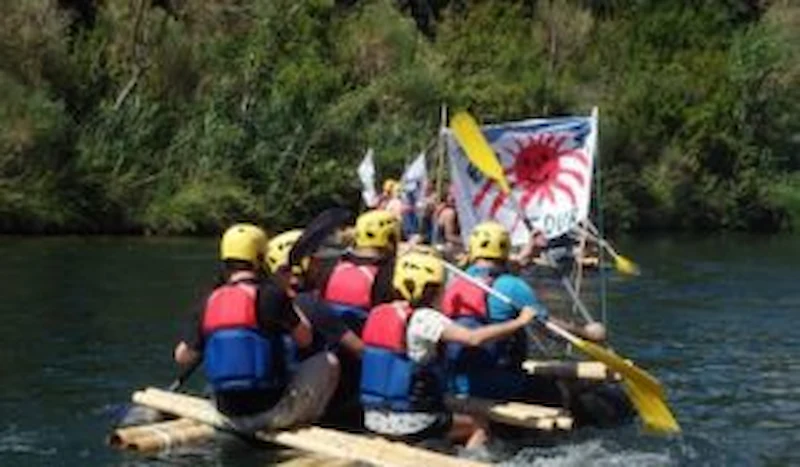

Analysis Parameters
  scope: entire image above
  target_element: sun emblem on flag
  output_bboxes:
[472,132,589,218]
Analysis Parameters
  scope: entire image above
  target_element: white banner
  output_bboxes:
[357,148,377,208]
[448,109,598,246]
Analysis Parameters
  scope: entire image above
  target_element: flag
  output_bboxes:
[448,109,598,246]
[400,152,427,237]
[400,152,427,205]
[358,148,377,207]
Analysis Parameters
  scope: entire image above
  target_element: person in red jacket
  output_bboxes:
[318,209,400,333]
[173,224,336,431]
[360,251,535,448]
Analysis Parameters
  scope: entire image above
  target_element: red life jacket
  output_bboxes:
[440,274,495,320]
[361,301,412,351]
[202,282,259,334]
[199,280,287,393]
[321,260,379,310]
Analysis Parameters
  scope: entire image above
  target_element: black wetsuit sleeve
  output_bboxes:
[312,258,337,295]
[294,292,349,344]
[180,287,211,352]
[257,282,300,333]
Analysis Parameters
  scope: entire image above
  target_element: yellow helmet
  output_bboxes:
[266,229,304,273]
[383,179,399,196]
[468,221,510,261]
[393,251,444,303]
[220,223,267,266]
[354,210,400,249]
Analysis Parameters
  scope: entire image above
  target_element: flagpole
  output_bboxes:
[433,104,448,244]
[592,106,607,327]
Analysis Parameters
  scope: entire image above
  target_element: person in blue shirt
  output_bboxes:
[441,221,605,401]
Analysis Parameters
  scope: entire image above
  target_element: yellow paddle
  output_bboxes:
[448,110,680,434]
[450,112,512,194]
[578,221,640,276]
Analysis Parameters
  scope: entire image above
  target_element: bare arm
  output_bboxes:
[441,307,534,347]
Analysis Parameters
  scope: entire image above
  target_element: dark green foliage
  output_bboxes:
[0,0,798,234]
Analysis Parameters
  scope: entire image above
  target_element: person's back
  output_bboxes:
[319,209,400,333]
[441,222,540,400]
[434,188,462,254]
[361,251,536,448]
[174,224,337,431]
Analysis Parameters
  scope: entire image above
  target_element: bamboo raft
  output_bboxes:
[127,387,488,466]
[108,417,214,451]
[110,387,582,464]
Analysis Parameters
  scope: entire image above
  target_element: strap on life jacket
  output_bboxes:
[360,302,444,412]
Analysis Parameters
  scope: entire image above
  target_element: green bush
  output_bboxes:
[0,0,798,234]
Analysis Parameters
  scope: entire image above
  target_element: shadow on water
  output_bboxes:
[0,234,798,466]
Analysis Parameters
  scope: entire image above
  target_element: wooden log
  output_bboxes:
[276,452,360,467]
[107,418,215,452]
[445,395,573,431]
[133,388,488,467]
[522,360,620,381]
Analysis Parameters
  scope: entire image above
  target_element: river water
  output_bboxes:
[0,235,798,466]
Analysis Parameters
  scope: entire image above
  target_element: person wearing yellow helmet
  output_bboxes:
[266,229,364,360]
[360,251,536,448]
[319,209,400,332]
[376,179,399,209]
[311,210,401,426]
[440,221,605,402]
[266,227,368,429]
[173,223,325,425]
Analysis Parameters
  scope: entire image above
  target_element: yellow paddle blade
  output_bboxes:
[623,379,681,434]
[569,337,665,399]
[613,253,641,276]
[450,111,512,194]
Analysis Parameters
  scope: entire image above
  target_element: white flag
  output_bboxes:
[448,110,598,246]
[358,148,377,207]
[400,152,427,205]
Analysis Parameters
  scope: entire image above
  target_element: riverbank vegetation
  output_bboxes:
[2,0,799,234]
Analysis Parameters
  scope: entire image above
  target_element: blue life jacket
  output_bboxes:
[360,302,444,412]
[201,281,287,393]
[327,303,370,334]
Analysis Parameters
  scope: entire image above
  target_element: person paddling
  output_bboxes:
[440,221,605,401]
[173,224,336,431]
[361,251,535,448]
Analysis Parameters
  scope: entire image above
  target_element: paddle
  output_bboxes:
[575,221,640,276]
[448,110,680,434]
[440,259,680,434]
[288,207,352,269]
[115,360,200,427]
